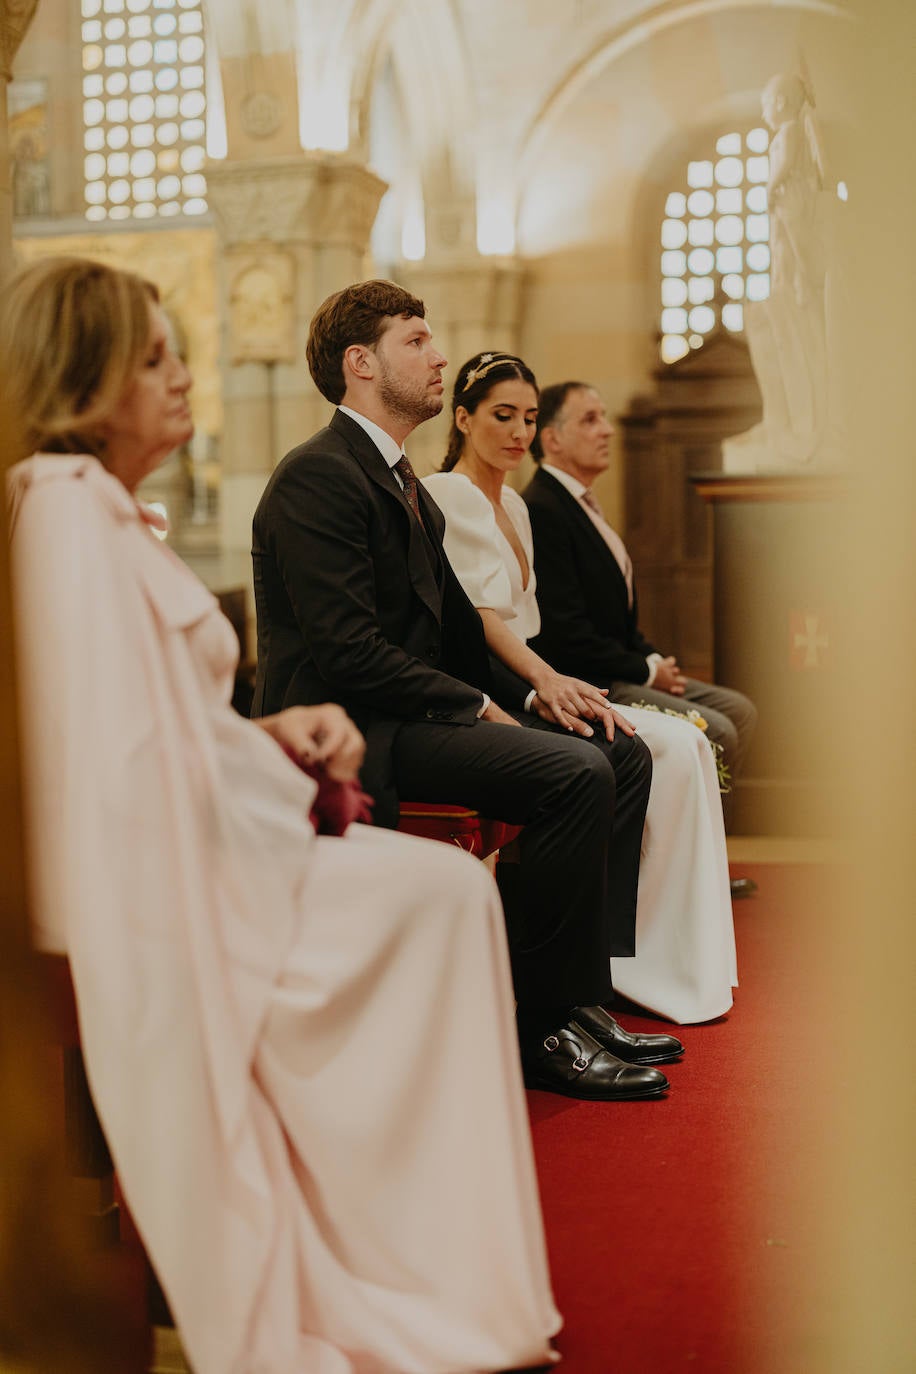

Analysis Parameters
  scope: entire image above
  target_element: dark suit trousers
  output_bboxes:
[391,715,652,1009]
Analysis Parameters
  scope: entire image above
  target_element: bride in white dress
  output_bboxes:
[424,352,737,1025]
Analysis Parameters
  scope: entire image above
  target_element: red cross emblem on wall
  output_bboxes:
[789,610,829,670]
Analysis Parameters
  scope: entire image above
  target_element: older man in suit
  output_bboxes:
[524,382,757,891]
[251,281,684,1100]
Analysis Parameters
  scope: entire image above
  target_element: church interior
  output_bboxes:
[0,1,914,1371]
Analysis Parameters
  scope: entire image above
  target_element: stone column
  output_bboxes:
[398,257,525,475]
[0,0,38,281]
[206,153,386,558]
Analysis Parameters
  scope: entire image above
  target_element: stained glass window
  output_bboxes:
[659,129,771,364]
[82,0,207,221]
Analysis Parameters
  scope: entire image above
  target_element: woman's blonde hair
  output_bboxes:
[0,256,158,462]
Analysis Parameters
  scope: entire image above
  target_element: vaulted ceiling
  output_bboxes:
[202,0,853,260]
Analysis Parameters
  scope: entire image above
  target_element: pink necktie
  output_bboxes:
[580,488,633,606]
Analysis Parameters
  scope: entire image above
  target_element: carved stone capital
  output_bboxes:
[206,153,387,251]
[0,0,38,81]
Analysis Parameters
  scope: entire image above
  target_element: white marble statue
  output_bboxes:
[722,71,840,473]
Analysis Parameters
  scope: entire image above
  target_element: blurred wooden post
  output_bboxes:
[0,0,38,282]
[800,3,916,1370]
[0,0,149,1348]
[0,409,151,1374]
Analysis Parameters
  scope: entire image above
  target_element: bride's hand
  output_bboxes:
[530,671,636,742]
[596,704,637,742]
[529,671,605,736]
[256,704,366,780]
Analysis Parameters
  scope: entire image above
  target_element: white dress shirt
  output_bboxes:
[338,405,405,476]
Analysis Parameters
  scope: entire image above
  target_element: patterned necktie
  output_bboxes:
[580,487,634,606]
[394,453,424,526]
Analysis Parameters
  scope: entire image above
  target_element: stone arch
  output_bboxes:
[349,0,477,256]
[205,0,477,253]
[514,0,853,467]
[517,0,850,232]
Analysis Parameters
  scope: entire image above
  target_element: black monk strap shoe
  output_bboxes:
[730,876,758,899]
[569,1004,684,1065]
[522,1025,669,1101]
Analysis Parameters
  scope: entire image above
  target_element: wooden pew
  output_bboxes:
[41,953,174,1331]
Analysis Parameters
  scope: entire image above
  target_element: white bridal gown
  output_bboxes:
[9,455,560,1374]
[425,470,737,1025]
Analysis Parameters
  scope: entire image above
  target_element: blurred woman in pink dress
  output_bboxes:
[1,259,559,1374]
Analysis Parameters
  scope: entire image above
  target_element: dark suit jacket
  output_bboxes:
[523,466,660,686]
[252,409,528,824]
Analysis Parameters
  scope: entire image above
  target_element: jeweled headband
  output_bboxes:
[460,352,522,392]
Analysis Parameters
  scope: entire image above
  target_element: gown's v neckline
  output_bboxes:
[493,493,530,592]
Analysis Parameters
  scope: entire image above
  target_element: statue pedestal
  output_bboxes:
[692,472,843,836]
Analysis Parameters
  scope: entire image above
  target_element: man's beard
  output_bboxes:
[377,355,443,427]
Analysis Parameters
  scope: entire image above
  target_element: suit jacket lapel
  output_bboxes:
[329,410,443,620]
[416,480,446,546]
[534,469,632,602]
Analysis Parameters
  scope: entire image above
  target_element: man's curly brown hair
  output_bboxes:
[306,280,426,404]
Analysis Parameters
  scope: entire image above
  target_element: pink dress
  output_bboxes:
[9,455,559,1374]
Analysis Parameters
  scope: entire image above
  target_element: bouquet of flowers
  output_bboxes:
[628,702,731,794]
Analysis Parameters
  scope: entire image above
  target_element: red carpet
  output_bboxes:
[527,863,831,1374]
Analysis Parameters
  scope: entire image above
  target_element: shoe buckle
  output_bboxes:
[543,1035,560,1052]
[572,1055,589,1073]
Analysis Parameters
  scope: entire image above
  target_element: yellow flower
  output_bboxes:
[629,699,729,793]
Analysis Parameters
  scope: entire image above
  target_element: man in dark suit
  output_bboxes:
[524,382,757,886]
[252,280,683,1100]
